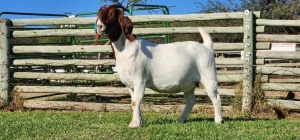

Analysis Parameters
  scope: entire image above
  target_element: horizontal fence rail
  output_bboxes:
[12,26,265,38]
[11,12,261,26]
[12,43,271,53]
[257,34,300,42]
[13,72,268,83]
[256,19,300,26]
[262,83,300,92]
[13,47,298,61]
[11,58,265,66]
[13,59,115,66]
[255,51,300,59]
[13,86,235,96]
[22,100,233,112]
[257,66,300,76]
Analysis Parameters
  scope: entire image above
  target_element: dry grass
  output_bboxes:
[230,72,292,120]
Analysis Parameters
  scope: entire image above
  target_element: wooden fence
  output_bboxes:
[0,10,299,112]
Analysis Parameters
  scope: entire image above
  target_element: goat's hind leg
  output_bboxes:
[178,88,196,123]
[202,79,223,123]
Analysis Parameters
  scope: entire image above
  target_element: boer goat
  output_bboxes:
[95,5,222,128]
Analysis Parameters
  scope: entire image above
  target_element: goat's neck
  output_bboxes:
[111,32,128,55]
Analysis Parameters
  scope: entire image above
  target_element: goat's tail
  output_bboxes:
[198,28,213,50]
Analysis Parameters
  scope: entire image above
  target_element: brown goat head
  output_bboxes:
[96,5,135,42]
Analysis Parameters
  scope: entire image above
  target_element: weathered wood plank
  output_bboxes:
[267,99,300,110]
[134,26,264,35]
[218,74,268,82]
[256,19,300,27]
[269,79,300,83]
[256,66,300,76]
[129,12,261,22]
[13,45,112,53]
[13,72,249,82]
[13,72,120,81]
[262,83,300,91]
[213,43,242,51]
[18,92,67,101]
[13,27,233,38]
[12,17,96,26]
[0,18,10,104]
[213,42,269,51]
[15,44,234,53]
[13,59,115,66]
[257,34,300,42]
[12,26,265,38]
[13,86,236,96]
[242,11,255,112]
[12,58,264,66]
[135,27,245,35]
[12,42,270,54]
[217,70,242,74]
[23,100,233,112]
[256,42,271,50]
[256,51,300,60]
[216,58,264,65]
[265,63,300,67]
[12,29,95,38]
[11,12,261,26]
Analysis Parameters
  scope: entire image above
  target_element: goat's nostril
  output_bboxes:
[97,24,106,31]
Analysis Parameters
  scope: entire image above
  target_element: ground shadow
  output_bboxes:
[187,116,272,123]
[144,116,273,126]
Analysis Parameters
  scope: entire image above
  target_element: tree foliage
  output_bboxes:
[197,0,300,34]
[195,0,242,13]
[99,0,147,7]
[243,0,300,19]
[197,0,300,19]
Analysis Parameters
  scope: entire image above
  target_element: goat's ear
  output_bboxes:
[118,11,135,42]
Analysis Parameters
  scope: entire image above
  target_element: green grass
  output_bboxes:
[0,111,299,140]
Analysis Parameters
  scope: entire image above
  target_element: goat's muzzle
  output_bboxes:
[96,18,106,35]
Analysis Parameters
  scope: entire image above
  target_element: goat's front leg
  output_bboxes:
[128,83,145,128]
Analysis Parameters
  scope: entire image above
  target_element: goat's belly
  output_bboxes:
[147,65,199,93]
[147,80,196,93]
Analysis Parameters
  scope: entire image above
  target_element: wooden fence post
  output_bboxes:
[242,10,254,112]
[0,18,10,106]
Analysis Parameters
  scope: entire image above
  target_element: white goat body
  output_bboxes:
[116,38,216,94]
[96,5,222,128]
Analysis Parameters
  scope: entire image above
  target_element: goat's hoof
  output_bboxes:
[215,119,223,124]
[177,118,186,123]
[129,121,142,128]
